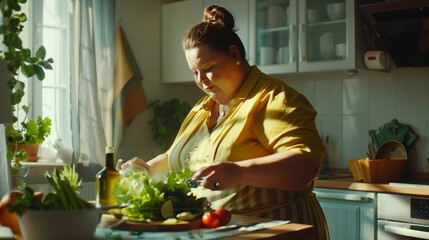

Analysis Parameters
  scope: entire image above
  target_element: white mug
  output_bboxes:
[260,46,275,65]
[335,43,347,59]
[267,5,285,28]
[276,46,290,64]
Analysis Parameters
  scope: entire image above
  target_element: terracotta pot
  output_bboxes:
[16,144,39,162]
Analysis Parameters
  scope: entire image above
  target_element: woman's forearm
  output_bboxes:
[237,151,318,191]
[147,153,170,176]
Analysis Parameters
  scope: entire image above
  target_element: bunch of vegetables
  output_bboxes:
[7,165,94,216]
[112,168,207,222]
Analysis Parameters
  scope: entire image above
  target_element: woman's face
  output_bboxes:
[185,45,243,105]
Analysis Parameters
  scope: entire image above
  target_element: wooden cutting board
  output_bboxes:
[101,214,264,232]
[111,218,203,231]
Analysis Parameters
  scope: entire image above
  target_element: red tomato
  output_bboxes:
[215,208,232,225]
[202,212,221,228]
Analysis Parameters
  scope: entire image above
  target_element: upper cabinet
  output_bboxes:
[161,1,203,83]
[249,0,367,74]
[162,0,366,82]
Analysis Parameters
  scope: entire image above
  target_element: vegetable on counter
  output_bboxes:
[6,165,94,216]
[201,209,232,228]
[112,168,208,222]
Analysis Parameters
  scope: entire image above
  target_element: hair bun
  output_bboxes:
[203,5,235,31]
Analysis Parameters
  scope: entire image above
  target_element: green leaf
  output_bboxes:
[39,60,53,70]
[35,64,45,80]
[35,46,46,59]
[20,63,36,77]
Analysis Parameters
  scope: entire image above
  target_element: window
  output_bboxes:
[30,0,72,148]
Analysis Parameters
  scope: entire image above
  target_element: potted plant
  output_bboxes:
[0,0,53,167]
[5,104,51,163]
[149,98,191,150]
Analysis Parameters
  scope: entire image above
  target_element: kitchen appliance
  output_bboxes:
[378,189,429,239]
[358,0,429,67]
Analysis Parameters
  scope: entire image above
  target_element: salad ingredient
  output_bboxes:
[176,211,196,221]
[0,190,25,234]
[7,165,94,216]
[112,168,207,222]
[202,212,221,228]
[215,208,232,225]
[160,200,174,219]
[109,208,123,219]
[163,218,182,224]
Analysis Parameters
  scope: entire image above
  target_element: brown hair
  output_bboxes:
[182,5,246,58]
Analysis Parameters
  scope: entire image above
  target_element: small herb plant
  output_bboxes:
[5,104,52,162]
[149,98,191,150]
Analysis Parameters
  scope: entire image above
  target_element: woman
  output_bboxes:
[123,5,329,239]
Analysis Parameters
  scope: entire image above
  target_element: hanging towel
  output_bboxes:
[113,26,148,147]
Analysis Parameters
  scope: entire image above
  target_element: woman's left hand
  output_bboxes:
[193,162,242,190]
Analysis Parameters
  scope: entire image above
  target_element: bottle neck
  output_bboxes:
[105,152,115,170]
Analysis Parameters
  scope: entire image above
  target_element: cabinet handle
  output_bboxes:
[291,24,296,63]
[314,191,369,202]
[298,24,306,62]
[385,225,429,239]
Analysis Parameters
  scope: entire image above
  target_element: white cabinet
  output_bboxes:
[161,1,204,83]
[249,0,366,74]
[314,188,376,240]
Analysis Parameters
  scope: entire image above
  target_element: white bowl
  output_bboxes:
[18,209,101,240]
[307,9,322,23]
[327,3,345,20]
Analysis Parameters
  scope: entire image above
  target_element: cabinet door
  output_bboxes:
[298,0,356,72]
[315,188,376,240]
[161,1,203,83]
[250,0,297,74]
[203,0,250,63]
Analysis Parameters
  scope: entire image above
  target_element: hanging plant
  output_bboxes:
[0,0,54,166]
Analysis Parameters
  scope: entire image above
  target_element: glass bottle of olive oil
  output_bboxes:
[95,146,120,207]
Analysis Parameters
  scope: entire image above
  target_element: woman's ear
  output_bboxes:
[229,45,241,65]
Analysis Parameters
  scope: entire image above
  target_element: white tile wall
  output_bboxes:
[285,67,429,172]
[116,0,429,174]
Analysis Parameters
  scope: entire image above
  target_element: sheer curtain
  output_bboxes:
[69,0,115,167]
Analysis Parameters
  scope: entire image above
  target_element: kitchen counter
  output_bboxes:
[97,214,315,240]
[315,177,429,196]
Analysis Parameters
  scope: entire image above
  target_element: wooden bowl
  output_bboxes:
[375,140,407,160]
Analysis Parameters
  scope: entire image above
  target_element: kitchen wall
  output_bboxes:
[116,0,429,175]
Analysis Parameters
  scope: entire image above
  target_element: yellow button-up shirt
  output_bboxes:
[167,66,327,239]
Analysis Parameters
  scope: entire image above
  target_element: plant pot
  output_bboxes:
[18,209,101,240]
[16,143,39,162]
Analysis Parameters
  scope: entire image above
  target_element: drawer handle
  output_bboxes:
[385,225,429,239]
[314,191,369,202]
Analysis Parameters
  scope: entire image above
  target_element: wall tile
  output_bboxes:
[343,75,369,115]
[368,70,397,115]
[342,115,369,165]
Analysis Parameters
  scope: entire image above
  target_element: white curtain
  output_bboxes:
[69,0,115,167]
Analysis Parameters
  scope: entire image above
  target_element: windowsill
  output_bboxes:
[21,160,67,184]
[22,161,67,167]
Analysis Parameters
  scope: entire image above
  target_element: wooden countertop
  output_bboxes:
[99,214,315,240]
[315,177,429,196]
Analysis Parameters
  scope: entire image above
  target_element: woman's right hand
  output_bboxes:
[121,157,150,171]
